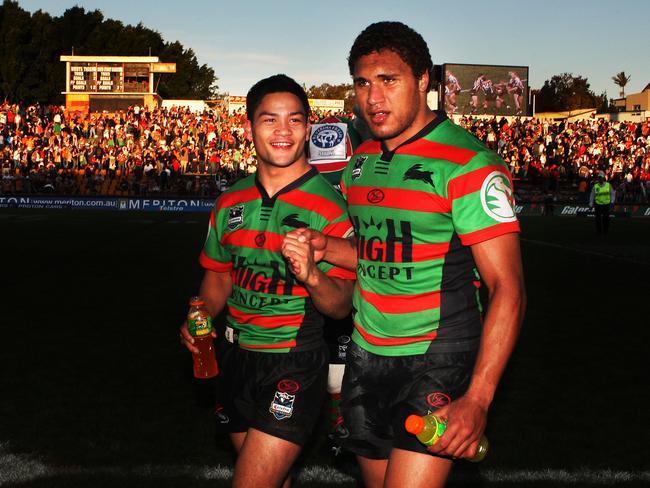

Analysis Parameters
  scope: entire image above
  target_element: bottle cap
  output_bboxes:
[404,414,425,434]
[189,296,205,306]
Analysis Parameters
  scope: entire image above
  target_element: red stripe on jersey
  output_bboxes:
[222,229,283,252]
[210,207,217,228]
[412,242,450,261]
[347,186,451,213]
[355,140,382,155]
[459,221,521,246]
[230,306,303,328]
[199,250,232,272]
[340,180,348,196]
[322,221,353,238]
[398,138,477,165]
[357,283,440,314]
[278,189,345,221]
[325,267,356,280]
[354,321,438,346]
[217,185,259,208]
[240,339,297,350]
[310,160,348,173]
[402,242,451,262]
[448,165,511,200]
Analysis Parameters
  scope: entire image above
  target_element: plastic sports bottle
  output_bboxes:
[404,414,489,462]
[187,296,218,379]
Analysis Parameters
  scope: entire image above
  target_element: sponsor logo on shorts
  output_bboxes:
[213,403,230,424]
[367,189,385,204]
[277,379,300,394]
[269,391,295,420]
[227,205,245,230]
[426,392,451,408]
[480,171,517,222]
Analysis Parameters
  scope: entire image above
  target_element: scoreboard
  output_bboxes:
[61,56,176,112]
[69,63,124,92]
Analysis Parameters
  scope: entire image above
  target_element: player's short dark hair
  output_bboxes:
[348,21,433,90]
[246,74,310,123]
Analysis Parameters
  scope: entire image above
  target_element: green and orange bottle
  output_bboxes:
[404,414,489,462]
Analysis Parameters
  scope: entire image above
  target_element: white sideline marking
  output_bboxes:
[521,238,649,266]
[1,446,649,486]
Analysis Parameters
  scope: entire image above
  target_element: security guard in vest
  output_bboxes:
[589,171,616,234]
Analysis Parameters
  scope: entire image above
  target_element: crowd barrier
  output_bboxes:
[1,196,649,217]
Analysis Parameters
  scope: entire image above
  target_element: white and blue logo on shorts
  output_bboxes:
[269,391,295,420]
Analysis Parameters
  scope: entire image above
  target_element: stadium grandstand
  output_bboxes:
[0,101,648,205]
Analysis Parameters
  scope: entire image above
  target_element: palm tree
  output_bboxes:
[612,71,631,98]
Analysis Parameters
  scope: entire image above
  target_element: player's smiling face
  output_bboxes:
[352,49,430,151]
[248,92,309,170]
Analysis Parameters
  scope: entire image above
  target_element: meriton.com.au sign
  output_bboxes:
[0,197,214,212]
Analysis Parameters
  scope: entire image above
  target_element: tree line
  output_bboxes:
[0,1,629,115]
[0,1,219,104]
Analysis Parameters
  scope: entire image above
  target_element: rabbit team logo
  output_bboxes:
[480,171,517,222]
[312,124,344,149]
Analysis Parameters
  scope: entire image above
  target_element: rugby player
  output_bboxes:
[469,73,485,113]
[507,71,525,115]
[285,22,526,488]
[444,71,461,114]
[181,74,355,488]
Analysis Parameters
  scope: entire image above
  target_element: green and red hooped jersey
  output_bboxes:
[340,112,520,356]
[200,167,356,353]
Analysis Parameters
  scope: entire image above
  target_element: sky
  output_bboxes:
[18,0,650,98]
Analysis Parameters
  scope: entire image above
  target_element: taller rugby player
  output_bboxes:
[284,22,526,488]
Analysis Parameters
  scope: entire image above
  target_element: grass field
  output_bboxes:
[0,210,649,487]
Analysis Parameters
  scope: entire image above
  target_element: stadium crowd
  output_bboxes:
[458,116,650,203]
[1,101,649,203]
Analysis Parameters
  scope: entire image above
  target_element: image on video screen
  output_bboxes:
[442,64,529,116]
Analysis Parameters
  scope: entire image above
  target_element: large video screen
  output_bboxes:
[442,64,529,116]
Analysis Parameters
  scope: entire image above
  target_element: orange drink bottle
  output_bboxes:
[187,296,218,379]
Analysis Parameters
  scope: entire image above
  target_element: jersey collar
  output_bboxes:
[255,166,319,205]
[379,110,448,162]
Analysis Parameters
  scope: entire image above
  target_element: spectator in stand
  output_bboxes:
[1,100,648,203]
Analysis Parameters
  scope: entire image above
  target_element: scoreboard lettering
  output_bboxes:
[69,63,125,93]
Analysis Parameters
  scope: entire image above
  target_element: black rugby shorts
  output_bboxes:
[220,343,328,446]
[340,342,477,459]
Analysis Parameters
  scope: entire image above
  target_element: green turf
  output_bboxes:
[0,211,648,487]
